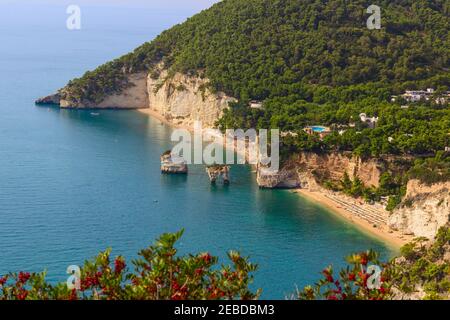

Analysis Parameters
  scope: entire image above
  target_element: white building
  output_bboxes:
[403,91,426,102]
[249,100,263,109]
[359,113,379,128]
[394,88,449,104]
[401,88,435,102]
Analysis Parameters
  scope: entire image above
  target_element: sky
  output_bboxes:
[0,0,220,24]
[0,0,220,33]
[0,0,219,9]
[0,0,221,82]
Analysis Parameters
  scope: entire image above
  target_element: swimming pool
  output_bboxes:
[310,126,328,133]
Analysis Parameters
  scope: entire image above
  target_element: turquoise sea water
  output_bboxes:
[0,2,395,299]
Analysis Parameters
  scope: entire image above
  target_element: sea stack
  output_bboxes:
[161,151,188,174]
[206,165,230,185]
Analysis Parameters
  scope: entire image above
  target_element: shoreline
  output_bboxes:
[137,108,253,157]
[136,107,411,249]
[137,108,187,130]
[295,189,412,248]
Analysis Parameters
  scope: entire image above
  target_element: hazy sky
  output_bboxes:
[0,0,220,31]
[0,0,219,9]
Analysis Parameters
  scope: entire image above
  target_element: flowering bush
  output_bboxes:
[2,227,449,300]
[0,230,260,300]
[297,250,393,300]
[297,225,450,300]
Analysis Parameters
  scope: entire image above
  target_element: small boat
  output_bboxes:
[90,112,100,116]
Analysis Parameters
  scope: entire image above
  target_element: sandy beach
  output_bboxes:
[137,108,187,129]
[295,189,412,248]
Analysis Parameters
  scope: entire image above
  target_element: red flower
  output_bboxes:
[327,295,338,300]
[16,289,28,300]
[195,268,204,276]
[202,253,212,264]
[359,272,369,287]
[18,272,31,284]
[81,272,101,290]
[0,276,7,286]
[172,281,181,291]
[69,288,78,301]
[348,273,356,281]
[322,270,334,283]
[114,258,126,274]
[360,254,368,266]
[379,286,389,294]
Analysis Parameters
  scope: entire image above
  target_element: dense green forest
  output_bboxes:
[63,0,449,103]
[63,0,449,149]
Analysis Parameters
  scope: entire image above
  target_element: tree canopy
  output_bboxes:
[63,0,450,104]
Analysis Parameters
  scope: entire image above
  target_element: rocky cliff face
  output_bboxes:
[146,71,236,128]
[37,70,235,128]
[389,180,450,240]
[257,152,383,189]
[258,153,450,240]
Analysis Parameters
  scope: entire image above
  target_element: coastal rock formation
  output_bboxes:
[160,151,188,174]
[206,165,230,184]
[36,73,149,109]
[256,166,303,189]
[147,71,236,128]
[37,70,235,128]
[94,72,149,109]
[257,152,383,189]
[35,93,61,105]
[389,180,450,239]
[258,153,450,241]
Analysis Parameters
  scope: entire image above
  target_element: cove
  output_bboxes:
[0,106,396,299]
[0,3,395,299]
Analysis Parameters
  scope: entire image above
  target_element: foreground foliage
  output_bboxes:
[0,230,260,300]
[1,227,450,300]
[297,225,450,300]
[298,250,392,300]
[390,227,450,299]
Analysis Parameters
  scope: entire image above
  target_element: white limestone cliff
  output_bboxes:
[388,180,450,240]
[40,70,235,129]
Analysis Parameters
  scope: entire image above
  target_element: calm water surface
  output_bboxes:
[0,2,395,298]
